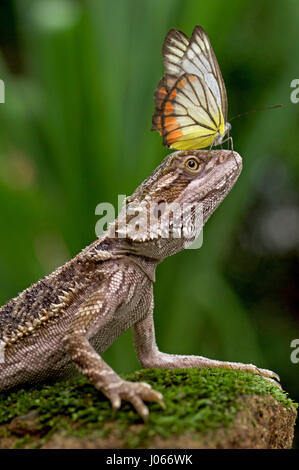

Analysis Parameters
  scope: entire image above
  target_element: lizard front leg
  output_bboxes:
[132,312,280,385]
[63,283,163,421]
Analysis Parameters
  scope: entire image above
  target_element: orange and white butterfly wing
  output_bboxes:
[179,26,227,122]
[152,77,168,134]
[152,29,190,134]
[160,74,225,150]
[159,26,227,116]
[152,25,228,149]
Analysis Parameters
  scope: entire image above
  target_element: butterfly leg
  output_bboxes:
[206,141,215,159]
[219,134,234,152]
[224,136,241,172]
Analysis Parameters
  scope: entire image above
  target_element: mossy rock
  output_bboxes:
[0,368,297,449]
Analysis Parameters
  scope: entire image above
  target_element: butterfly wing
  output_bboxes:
[180,26,227,122]
[152,25,228,148]
[162,28,189,78]
[158,25,227,118]
[152,76,170,134]
[152,29,190,134]
[159,73,225,150]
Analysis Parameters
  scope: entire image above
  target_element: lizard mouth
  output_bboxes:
[202,150,242,188]
[201,151,242,199]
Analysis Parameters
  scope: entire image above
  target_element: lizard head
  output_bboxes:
[113,150,242,259]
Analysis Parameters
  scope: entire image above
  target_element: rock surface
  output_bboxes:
[0,368,297,449]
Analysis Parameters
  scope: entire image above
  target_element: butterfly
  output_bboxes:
[151,25,231,151]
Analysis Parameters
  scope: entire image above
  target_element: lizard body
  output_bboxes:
[0,150,279,419]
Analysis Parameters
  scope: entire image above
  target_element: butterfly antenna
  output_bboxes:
[229,104,283,122]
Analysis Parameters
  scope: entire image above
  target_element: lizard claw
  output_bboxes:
[103,380,165,421]
[253,366,280,382]
[261,376,282,389]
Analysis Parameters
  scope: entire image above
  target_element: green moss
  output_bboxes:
[0,368,297,448]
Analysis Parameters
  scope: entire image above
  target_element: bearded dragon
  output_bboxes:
[0,150,279,420]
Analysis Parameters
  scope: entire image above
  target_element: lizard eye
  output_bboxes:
[185,158,199,171]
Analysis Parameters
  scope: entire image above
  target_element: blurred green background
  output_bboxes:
[0,0,298,446]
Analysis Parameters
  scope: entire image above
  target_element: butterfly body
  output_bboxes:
[152,26,231,150]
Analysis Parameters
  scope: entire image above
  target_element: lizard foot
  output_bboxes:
[103,380,165,421]
[219,361,280,383]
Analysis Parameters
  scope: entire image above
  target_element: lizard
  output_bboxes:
[0,149,280,421]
